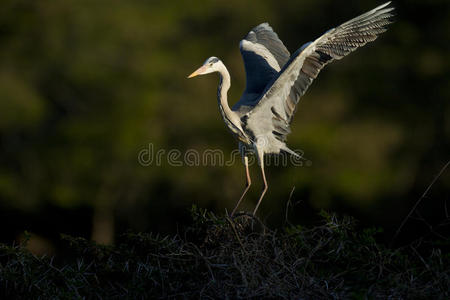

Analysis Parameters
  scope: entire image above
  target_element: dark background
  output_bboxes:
[0,0,449,254]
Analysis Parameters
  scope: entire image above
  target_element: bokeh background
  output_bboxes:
[1,0,449,253]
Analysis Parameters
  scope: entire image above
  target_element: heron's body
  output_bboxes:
[188,2,395,215]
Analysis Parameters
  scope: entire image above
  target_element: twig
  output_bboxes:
[190,243,215,282]
[392,160,450,244]
[225,216,247,255]
[232,253,248,288]
[285,186,296,226]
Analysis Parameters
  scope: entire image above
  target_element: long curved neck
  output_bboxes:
[216,62,242,135]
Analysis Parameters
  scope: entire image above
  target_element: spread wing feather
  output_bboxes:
[247,2,394,142]
[233,23,290,111]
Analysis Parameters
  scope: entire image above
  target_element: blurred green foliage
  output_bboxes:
[0,0,449,244]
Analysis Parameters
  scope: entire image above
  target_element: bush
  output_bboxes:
[0,207,448,298]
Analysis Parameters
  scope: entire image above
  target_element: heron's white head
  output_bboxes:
[188,57,222,78]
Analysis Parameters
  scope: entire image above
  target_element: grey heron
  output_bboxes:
[188,2,394,216]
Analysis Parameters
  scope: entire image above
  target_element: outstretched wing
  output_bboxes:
[247,1,394,142]
[233,23,290,111]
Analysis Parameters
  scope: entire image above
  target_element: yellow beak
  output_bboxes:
[187,65,207,78]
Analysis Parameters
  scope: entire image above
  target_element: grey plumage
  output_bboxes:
[188,2,395,215]
[238,23,290,98]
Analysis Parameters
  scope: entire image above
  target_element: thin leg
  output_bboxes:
[253,151,268,216]
[231,156,251,216]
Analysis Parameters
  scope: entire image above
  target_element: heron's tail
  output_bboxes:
[281,146,302,159]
